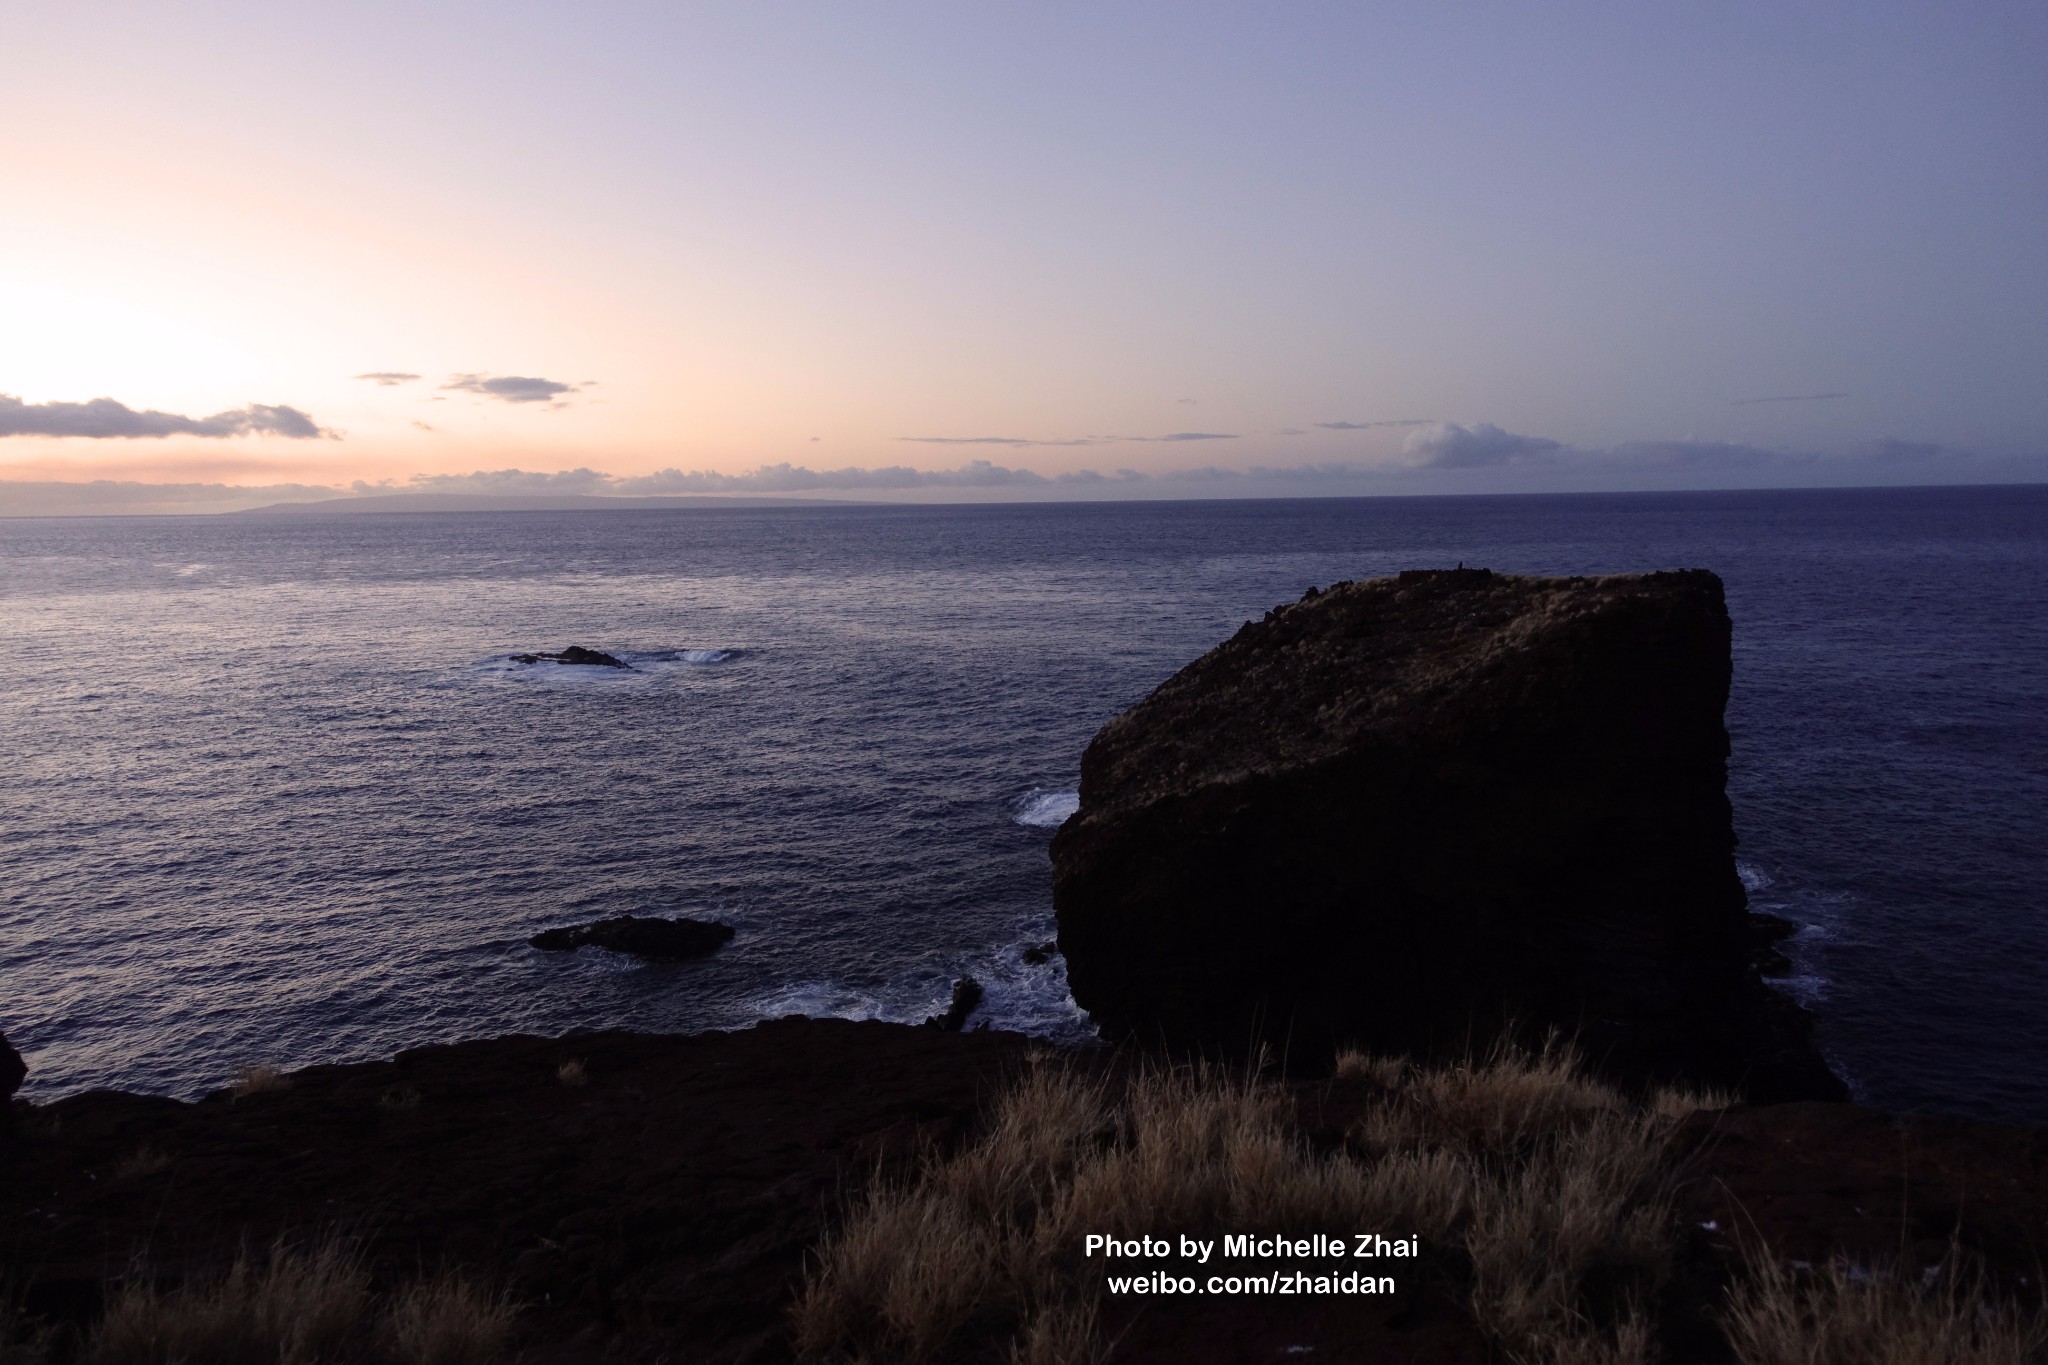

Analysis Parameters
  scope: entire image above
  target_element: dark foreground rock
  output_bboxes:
[1052,567,1843,1101]
[530,915,735,960]
[512,646,630,668]
[4,1025,2041,1365]
[0,1031,22,1102]
[1,1021,1032,1364]
[0,1031,23,1140]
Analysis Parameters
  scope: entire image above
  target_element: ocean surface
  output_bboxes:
[2,487,2044,1122]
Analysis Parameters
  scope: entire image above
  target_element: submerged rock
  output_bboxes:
[529,915,734,960]
[1051,567,1844,1102]
[923,977,984,1032]
[511,646,630,668]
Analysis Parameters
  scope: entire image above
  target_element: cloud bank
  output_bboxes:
[899,431,1237,448]
[395,460,1072,495]
[5,422,2024,517]
[1402,421,1562,468]
[897,436,1097,448]
[251,433,1998,504]
[375,458,1421,497]
[355,372,421,387]
[0,394,333,440]
[441,374,582,404]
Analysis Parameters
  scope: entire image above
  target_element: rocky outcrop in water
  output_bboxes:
[923,977,984,1031]
[1050,568,1844,1102]
[512,646,630,668]
[529,915,735,960]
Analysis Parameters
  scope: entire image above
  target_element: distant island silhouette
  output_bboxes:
[233,492,861,515]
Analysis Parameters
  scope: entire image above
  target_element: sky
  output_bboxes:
[4,1,2046,513]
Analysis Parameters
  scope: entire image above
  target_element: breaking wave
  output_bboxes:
[1013,789,1080,828]
[745,924,1096,1047]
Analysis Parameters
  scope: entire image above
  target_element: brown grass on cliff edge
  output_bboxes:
[792,1036,1711,1365]
[74,1235,515,1365]
[798,1035,2048,1364]
[1722,1241,2048,1365]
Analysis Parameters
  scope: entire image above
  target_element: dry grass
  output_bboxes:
[1007,1302,1111,1365]
[1333,1050,1409,1088]
[386,1276,519,1365]
[84,1238,368,1365]
[73,1236,516,1365]
[555,1059,588,1088]
[792,1063,1110,1359]
[0,1288,59,1365]
[0,1325,56,1365]
[228,1064,291,1099]
[1344,1036,1710,1365]
[1723,1244,2048,1365]
[794,1038,1688,1364]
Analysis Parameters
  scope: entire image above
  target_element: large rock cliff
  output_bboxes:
[1050,568,1843,1101]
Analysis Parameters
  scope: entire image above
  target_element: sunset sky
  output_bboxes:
[5,2,2045,512]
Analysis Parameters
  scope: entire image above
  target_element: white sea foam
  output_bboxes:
[750,980,906,1024]
[462,657,636,686]
[744,923,1097,1048]
[547,944,651,974]
[1749,881,1854,1015]
[1736,861,1774,894]
[637,648,735,665]
[1013,788,1080,828]
[1775,972,1829,1007]
[975,950,1095,1044]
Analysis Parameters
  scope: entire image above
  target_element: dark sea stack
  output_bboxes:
[529,914,735,960]
[511,646,630,667]
[923,977,985,1031]
[1051,568,1845,1102]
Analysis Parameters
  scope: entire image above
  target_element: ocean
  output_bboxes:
[3,486,2043,1121]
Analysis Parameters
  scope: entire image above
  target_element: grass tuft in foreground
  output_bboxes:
[793,1035,2044,1365]
[1722,1242,2047,1365]
[73,1236,514,1365]
[794,1036,1690,1363]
